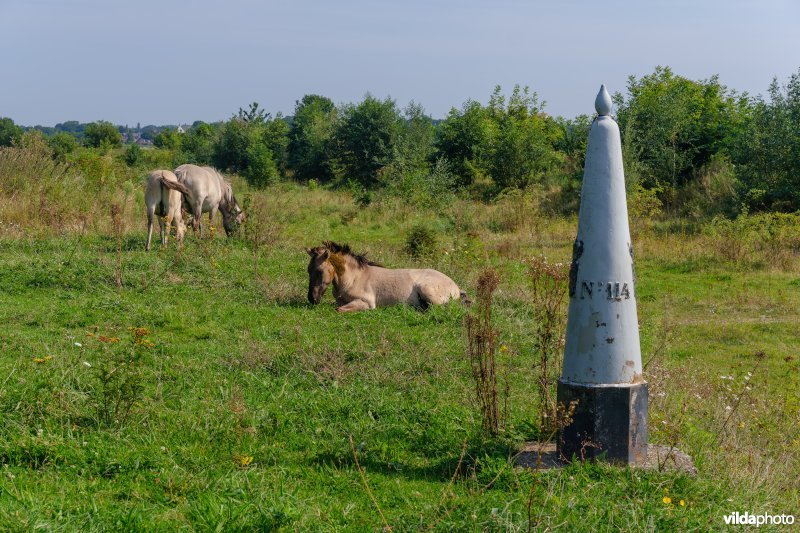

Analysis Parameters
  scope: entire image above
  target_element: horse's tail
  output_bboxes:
[159,176,191,196]
[460,290,472,306]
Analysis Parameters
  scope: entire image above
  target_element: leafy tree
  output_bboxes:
[487,85,563,190]
[614,66,749,198]
[213,118,250,172]
[179,122,216,165]
[434,85,562,194]
[47,132,79,161]
[84,121,122,148]
[261,114,290,175]
[733,69,800,211]
[153,128,182,150]
[434,100,496,187]
[238,102,269,124]
[333,94,404,187]
[244,138,279,186]
[396,101,436,171]
[288,94,338,182]
[0,117,23,147]
[212,104,289,187]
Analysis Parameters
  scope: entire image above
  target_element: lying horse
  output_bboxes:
[306,241,466,312]
[144,169,190,251]
[174,164,245,236]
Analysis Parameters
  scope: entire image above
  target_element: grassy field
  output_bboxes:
[0,181,798,530]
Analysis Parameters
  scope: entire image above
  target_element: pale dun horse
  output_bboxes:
[306,241,467,312]
[144,170,190,251]
[174,164,245,237]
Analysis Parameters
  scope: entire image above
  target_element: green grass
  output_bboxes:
[0,184,798,530]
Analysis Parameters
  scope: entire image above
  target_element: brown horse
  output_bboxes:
[306,241,466,312]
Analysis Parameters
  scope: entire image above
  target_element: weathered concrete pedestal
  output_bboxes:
[557,381,648,463]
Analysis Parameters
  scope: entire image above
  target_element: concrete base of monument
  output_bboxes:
[513,442,696,474]
[557,380,649,464]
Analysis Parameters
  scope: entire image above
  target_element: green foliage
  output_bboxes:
[614,66,750,203]
[261,114,290,175]
[47,132,79,162]
[84,121,122,149]
[243,139,279,187]
[288,94,338,182]
[123,143,143,167]
[213,107,288,187]
[213,118,250,171]
[380,158,457,208]
[733,69,800,211]
[179,122,216,165]
[152,128,182,150]
[404,223,438,257]
[0,117,23,147]
[434,86,562,196]
[83,329,151,427]
[333,94,404,187]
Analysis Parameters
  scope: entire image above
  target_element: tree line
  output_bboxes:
[2,66,799,215]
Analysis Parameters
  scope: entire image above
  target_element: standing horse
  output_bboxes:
[306,241,467,312]
[144,170,190,251]
[174,164,245,236]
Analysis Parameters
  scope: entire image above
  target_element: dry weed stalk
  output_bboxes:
[465,269,508,436]
[349,435,391,531]
[110,203,124,288]
[528,256,569,433]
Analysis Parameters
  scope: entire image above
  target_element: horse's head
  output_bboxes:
[306,246,335,304]
[221,188,246,235]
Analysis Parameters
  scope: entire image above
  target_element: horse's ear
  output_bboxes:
[305,248,314,256]
[320,249,329,260]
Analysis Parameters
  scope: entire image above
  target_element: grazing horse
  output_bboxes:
[144,170,190,251]
[306,241,467,312]
[174,164,245,236]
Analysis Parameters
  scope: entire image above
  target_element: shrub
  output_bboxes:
[123,143,143,167]
[405,224,438,258]
[84,121,122,149]
[47,132,79,162]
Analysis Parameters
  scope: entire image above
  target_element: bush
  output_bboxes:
[123,143,143,167]
[47,132,79,162]
[288,95,338,182]
[405,224,438,258]
[380,158,457,209]
[0,117,23,147]
[84,121,122,149]
[333,94,403,188]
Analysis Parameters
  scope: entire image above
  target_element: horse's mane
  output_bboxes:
[323,241,382,268]
[203,166,235,205]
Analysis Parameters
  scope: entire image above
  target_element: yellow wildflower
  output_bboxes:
[663,496,672,505]
[679,500,685,507]
[32,356,53,364]
[234,454,254,467]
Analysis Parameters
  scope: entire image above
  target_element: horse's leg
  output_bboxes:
[335,300,372,313]
[192,202,202,238]
[209,206,218,236]
[146,206,155,251]
[163,213,173,246]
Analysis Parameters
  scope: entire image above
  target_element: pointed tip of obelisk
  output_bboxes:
[595,85,612,116]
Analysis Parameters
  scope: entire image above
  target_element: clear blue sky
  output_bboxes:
[1,0,798,126]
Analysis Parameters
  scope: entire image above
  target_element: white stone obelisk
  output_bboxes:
[557,85,648,464]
